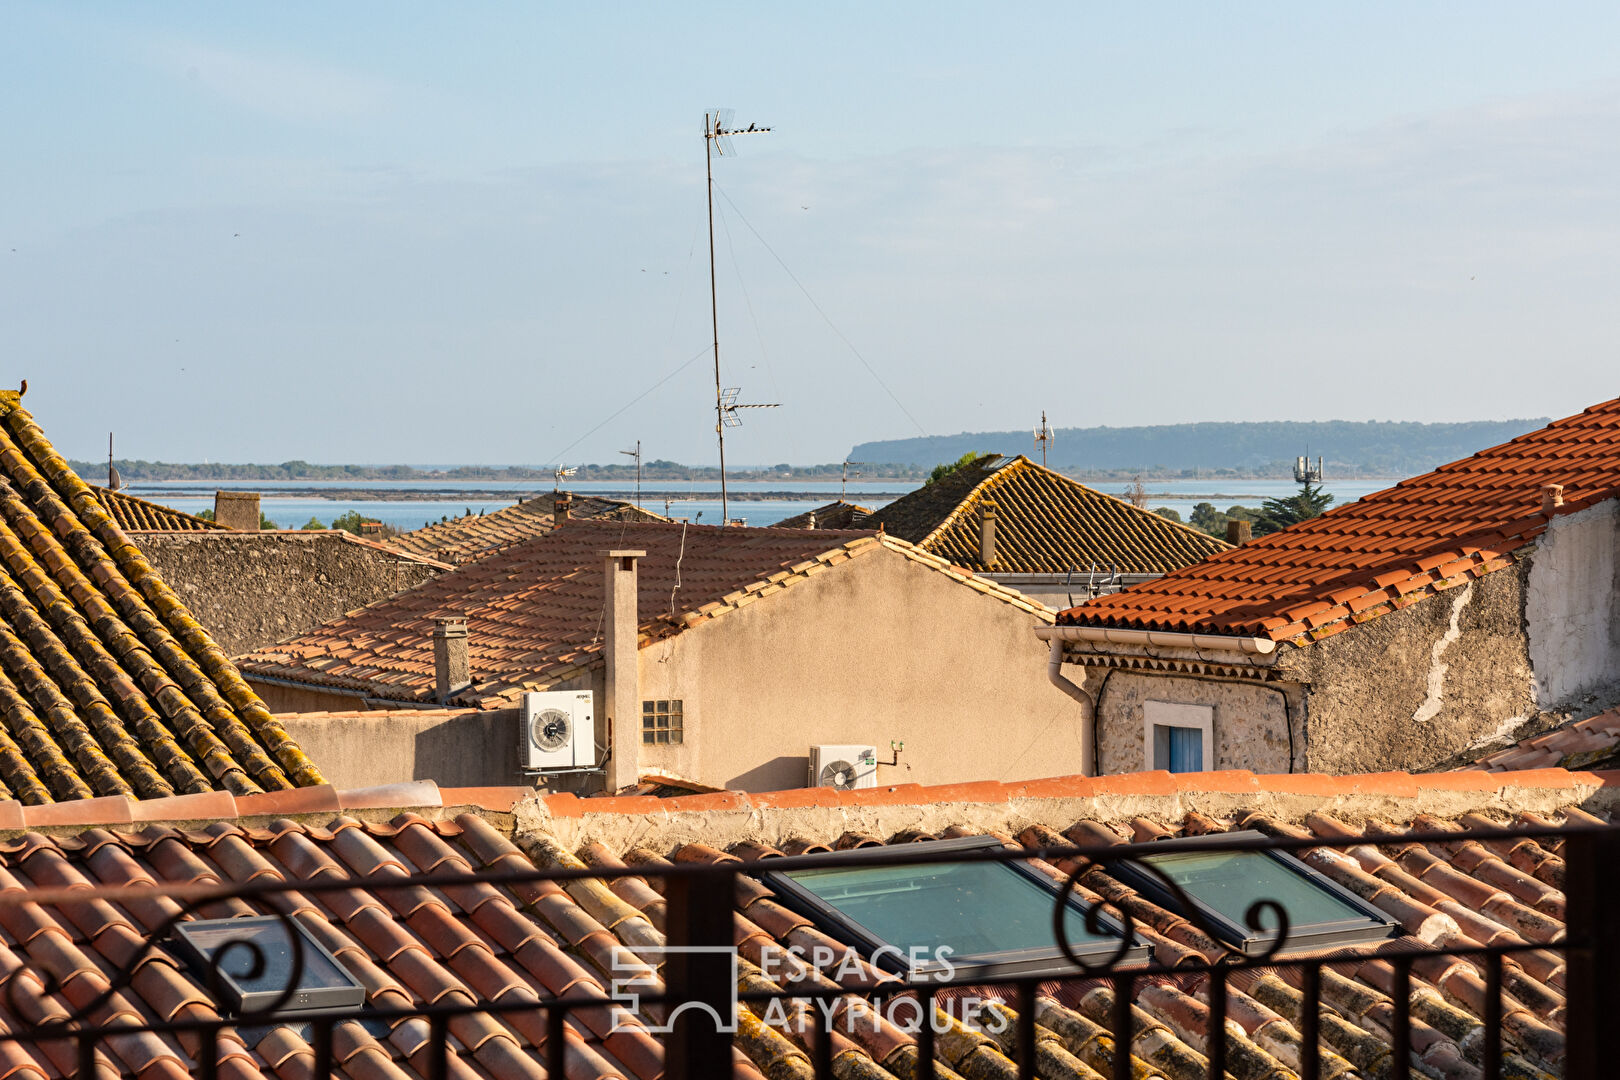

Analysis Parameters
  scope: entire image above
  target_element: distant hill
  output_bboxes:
[850,419,1551,478]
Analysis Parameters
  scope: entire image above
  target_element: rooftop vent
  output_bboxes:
[433,617,471,702]
[1542,483,1564,515]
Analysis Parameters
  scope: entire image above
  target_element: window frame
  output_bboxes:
[1106,829,1400,955]
[757,835,1148,979]
[1144,700,1214,773]
[172,915,367,1017]
[641,698,684,745]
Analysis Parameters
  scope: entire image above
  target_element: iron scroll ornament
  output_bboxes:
[1050,849,1293,974]
[6,891,311,1032]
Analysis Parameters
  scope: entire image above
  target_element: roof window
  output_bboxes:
[761,836,1146,979]
[1108,830,1398,954]
[173,915,366,1017]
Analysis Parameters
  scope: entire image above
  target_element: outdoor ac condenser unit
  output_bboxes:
[808,744,878,791]
[520,691,594,771]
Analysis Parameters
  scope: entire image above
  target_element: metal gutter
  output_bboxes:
[1036,624,1277,656]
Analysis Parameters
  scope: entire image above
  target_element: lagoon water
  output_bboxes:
[131,477,1394,532]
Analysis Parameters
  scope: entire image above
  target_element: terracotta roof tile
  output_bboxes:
[1062,397,1620,637]
[89,487,226,532]
[863,454,1230,574]
[383,493,666,565]
[0,391,323,804]
[240,520,1050,705]
[1465,707,1620,773]
[774,500,873,530]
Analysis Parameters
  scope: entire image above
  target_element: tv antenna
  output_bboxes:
[619,441,642,508]
[1033,411,1054,468]
[705,108,773,523]
[840,460,865,501]
[107,433,123,491]
[553,465,577,491]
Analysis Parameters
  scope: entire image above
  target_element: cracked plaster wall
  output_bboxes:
[1526,498,1620,709]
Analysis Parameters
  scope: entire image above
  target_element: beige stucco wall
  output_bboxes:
[634,549,1084,791]
[1091,671,1297,775]
[248,679,374,714]
[1525,499,1620,708]
[281,709,523,789]
[1277,560,1537,774]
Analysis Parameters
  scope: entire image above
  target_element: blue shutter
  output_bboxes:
[1167,727,1203,773]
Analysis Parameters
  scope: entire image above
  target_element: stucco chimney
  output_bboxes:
[1541,483,1564,515]
[432,617,471,702]
[1226,519,1252,545]
[555,495,572,522]
[979,501,998,567]
[214,491,261,531]
[599,549,646,792]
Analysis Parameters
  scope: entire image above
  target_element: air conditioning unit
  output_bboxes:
[520,691,594,770]
[808,744,878,791]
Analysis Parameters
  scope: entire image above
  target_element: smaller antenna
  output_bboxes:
[1033,411,1054,468]
[553,465,577,491]
[619,441,642,508]
[718,387,780,429]
[840,460,866,501]
[107,433,123,491]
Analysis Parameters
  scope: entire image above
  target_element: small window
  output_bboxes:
[1108,830,1399,954]
[173,916,366,1017]
[1144,700,1212,773]
[760,836,1147,979]
[642,699,683,744]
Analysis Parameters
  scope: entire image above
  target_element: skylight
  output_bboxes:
[173,915,366,1017]
[1109,830,1398,954]
[762,836,1146,979]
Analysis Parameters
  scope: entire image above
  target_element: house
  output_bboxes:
[1044,397,1620,777]
[862,454,1230,607]
[0,387,325,801]
[0,761,1599,1080]
[384,491,665,565]
[238,519,1078,793]
[775,499,872,529]
[123,491,450,655]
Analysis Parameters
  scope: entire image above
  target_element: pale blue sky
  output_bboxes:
[4,4,1618,465]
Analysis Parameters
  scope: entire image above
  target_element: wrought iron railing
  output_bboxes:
[0,821,1613,1080]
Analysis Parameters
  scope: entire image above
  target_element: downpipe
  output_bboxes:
[1047,638,1093,777]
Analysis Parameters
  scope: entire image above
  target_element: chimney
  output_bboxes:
[1541,483,1564,516]
[807,511,817,530]
[978,501,998,567]
[1226,519,1252,545]
[432,617,471,702]
[599,549,646,792]
[214,491,261,531]
[555,495,572,522]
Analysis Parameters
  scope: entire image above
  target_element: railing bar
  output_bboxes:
[916,986,936,1080]
[548,999,567,1080]
[75,1032,94,1080]
[812,996,833,1079]
[427,1013,449,1080]
[311,1017,333,1080]
[198,1024,219,1080]
[1482,953,1502,1080]
[1390,955,1412,1080]
[1300,964,1321,1080]
[1016,980,1037,1080]
[1112,973,1133,1080]
[1207,966,1228,1080]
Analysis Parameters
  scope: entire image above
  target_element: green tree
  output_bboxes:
[259,512,279,530]
[1255,481,1334,535]
[196,508,215,522]
[927,451,986,485]
[329,510,380,535]
[301,516,326,530]
[1153,507,1182,522]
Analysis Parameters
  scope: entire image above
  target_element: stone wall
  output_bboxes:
[134,531,444,655]
[1091,670,1298,775]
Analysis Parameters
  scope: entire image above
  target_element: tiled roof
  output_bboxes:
[90,486,227,532]
[864,455,1230,574]
[241,519,1052,706]
[1062,397,1620,641]
[0,767,1596,1080]
[775,501,872,530]
[1463,708,1620,773]
[0,390,324,802]
[384,493,665,565]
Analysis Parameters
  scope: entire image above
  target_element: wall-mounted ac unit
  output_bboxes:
[520,691,594,770]
[808,744,878,790]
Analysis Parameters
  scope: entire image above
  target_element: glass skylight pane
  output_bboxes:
[785,860,1116,957]
[179,919,353,994]
[1141,849,1374,930]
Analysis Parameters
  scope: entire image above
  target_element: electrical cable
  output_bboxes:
[1091,667,1116,777]
[543,344,710,468]
[712,183,929,437]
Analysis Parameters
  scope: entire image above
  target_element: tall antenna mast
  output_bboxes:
[841,460,865,501]
[619,441,642,509]
[107,433,122,491]
[1033,411,1054,468]
[705,108,771,524]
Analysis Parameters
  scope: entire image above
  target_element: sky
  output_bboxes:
[3,4,1619,467]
